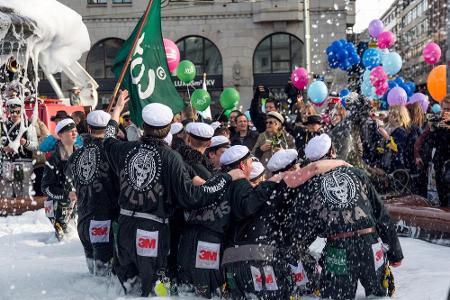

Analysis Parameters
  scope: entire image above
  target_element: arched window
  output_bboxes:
[86,38,124,79]
[253,33,304,74]
[176,36,223,76]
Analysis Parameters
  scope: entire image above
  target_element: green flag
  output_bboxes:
[113,0,184,126]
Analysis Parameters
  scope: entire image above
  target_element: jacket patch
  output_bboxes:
[321,170,357,209]
[125,145,161,192]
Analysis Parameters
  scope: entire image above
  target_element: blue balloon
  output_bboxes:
[339,60,352,70]
[362,48,381,70]
[382,52,402,75]
[308,81,328,103]
[361,81,374,97]
[362,69,371,81]
[244,110,251,120]
[407,82,416,94]
[340,88,350,98]
[432,104,442,113]
[395,76,405,85]
[348,54,361,65]
[388,80,398,89]
[336,49,348,61]
[326,46,334,55]
[329,59,339,69]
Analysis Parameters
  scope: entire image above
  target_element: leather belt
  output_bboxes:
[327,227,376,241]
[120,208,168,224]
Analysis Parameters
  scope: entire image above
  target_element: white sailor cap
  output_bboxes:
[220,145,251,166]
[170,122,184,135]
[250,161,265,181]
[86,110,111,129]
[267,149,298,173]
[55,118,76,135]
[210,121,221,131]
[208,135,230,149]
[305,134,332,161]
[142,103,173,127]
[186,122,214,141]
[164,132,173,146]
[6,97,22,107]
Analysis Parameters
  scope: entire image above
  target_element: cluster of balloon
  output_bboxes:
[191,89,211,112]
[163,38,180,73]
[408,92,430,112]
[370,66,388,96]
[220,87,240,110]
[326,40,361,70]
[427,64,446,102]
[176,60,196,84]
[307,80,328,106]
[290,67,308,90]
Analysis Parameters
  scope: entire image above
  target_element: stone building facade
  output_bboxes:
[42,0,356,111]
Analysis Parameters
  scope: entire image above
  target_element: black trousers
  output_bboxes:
[223,259,290,300]
[77,216,114,263]
[319,233,387,300]
[177,226,224,298]
[115,215,170,297]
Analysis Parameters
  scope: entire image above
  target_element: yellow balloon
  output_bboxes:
[427,65,446,102]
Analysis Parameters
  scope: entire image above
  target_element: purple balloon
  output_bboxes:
[387,87,408,106]
[421,99,430,112]
[408,93,427,105]
[368,19,384,38]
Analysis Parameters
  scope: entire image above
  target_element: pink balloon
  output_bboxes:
[370,66,387,88]
[290,67,309,90]
[423,42,442,65]
[375,82,389,96]
[377,31,396,49]
[163,38,180,73]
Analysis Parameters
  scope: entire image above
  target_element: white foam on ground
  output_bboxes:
[0,209,449,299]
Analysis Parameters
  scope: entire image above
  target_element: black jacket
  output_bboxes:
[67,135,120,223]
[184,178,273,239]
[177,144,214,180]
[41,143,76,204]
[230,129,259,150]
[280,166,403,263]
[103,120,232,220]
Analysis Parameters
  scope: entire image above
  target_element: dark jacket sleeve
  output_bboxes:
[366,176,404,262]
[168,150,231,210]
[191,163,212,180]
[103,120,126,176]
[231,179,274,220]
[41,155,68,202]
[249,89,267,133]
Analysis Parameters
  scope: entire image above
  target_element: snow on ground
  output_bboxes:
[1,209,450,300]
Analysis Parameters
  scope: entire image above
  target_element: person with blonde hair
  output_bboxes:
[378,105,411,172]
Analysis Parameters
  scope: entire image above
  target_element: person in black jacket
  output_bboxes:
[230,113,259,150]
[102,91,243,297]
[283,134,403,300]
[206,135,230,172]
[293,115,323,160]
[223,149,349,299]
[66,110,120,276]
[250,85,279,133]
[41,118,79,241]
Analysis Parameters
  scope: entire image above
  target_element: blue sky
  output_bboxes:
[354,0,396,32]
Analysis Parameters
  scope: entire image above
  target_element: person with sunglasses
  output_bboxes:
[252,111,295,169]
[121,111,142,141]
[1,98,38,161]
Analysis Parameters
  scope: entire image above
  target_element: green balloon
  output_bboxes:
[220,87,240,110]
[191,89,211,112]
[224,109,232,118]
[176,60,196,83]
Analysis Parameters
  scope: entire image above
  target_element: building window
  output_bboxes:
[88,0,107,4]
[253,33,304,74]
[176,36,222,76]
[112,0,132,3]
[86,38,124,79]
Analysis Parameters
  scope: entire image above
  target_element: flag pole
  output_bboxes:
[107,0,155,112]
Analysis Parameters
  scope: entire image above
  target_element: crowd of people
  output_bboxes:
[0,82,449,299]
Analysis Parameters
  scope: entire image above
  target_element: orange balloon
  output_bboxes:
[427,65,446,102]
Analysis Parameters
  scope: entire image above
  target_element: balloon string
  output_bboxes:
[186,84,195,120]
[216,109,224,122]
